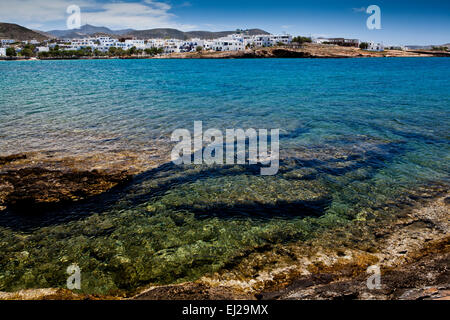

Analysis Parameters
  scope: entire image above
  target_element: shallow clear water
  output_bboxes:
[0,58,449,295]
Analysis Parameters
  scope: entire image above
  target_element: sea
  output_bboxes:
[0,57,448,294]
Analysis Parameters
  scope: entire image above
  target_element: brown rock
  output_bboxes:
[0,167,132,213]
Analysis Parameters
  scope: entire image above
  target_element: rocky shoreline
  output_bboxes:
[129,193,449,301]
[0,148,171,213]
[0,141,448,301]
[0,154,129,213]
[2,44,449,62]
[0,171,447,300]
[0,149,448,300]
[157,44,448,59]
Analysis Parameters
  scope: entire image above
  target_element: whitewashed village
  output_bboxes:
[58,33,296,53]
[0,30,390,58]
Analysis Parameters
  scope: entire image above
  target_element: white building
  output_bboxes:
[188,39,205,50]
[366,42,384,52]
[0,48,6,56]
[312,38,327,44]
[55,32,292,55]
[36,46,49,53]
[122,39,145,50]
[269,34,293,45]
[236,34,292,48]
[1,39,15,46]
[146,39,166,49]
[388,45,407,51]
[98,38,146,51]
[161,39,184,53]
[97,36,117,51]
[312,37,359,47]
[23,39,39,45]
[69,37,97,50]
[201,33,292,51]
[248,35,272,47]
[210,38,245,52]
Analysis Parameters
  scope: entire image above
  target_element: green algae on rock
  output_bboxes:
[0,135,448,296]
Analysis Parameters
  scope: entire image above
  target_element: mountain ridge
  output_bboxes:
[47,24,133,39]
[46,24,270,40]
[127,28,270,40]
[0,22,50,41]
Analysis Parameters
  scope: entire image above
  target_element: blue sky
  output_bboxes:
[1,0,449,45]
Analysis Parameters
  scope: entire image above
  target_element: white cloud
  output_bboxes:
[143,0,171,11]
[0,0,196,31]
[0,0,84,24]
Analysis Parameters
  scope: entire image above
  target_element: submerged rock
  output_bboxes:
[0,147,172,214]
[0,167,132,213]
[0,154,27,166]
[132,193,449,300]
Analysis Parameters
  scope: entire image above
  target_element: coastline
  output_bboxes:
[0,57,448,300]
[130,190,449,301]
[1,44,449,61]
[156,44,448,59]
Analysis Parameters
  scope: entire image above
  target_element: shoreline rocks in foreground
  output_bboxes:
[0,166,132,213]
[0,146,174,213]
[0,191,447,300]
[131,193,449,300]
[0,152,151,213]
[0,146,447,300]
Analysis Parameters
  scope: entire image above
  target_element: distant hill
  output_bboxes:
[126,28,185,40]
[405,45,432,50]
[406,43,449,50]
[47,24,134,39]
[127,28,269,40]
[0,22,49,41]
[32,29,56,39]
[186,28,270,39]
[47,24,270,40]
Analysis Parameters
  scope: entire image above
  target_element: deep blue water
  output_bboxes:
[0,58,448,294]
[1,58,448,157]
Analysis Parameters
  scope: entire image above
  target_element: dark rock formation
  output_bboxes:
[0,157,132,213]
[0,154,27,166]
[257,237,449,300]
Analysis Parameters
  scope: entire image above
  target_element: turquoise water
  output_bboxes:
[0,58,449,295]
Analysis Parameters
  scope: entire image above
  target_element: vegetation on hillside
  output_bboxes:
[431,46,448,51]
[359,42,369,50]
[0,22,49,41]
[5,47,16,57]
[37,45,164,58]
[292,36,312,44]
